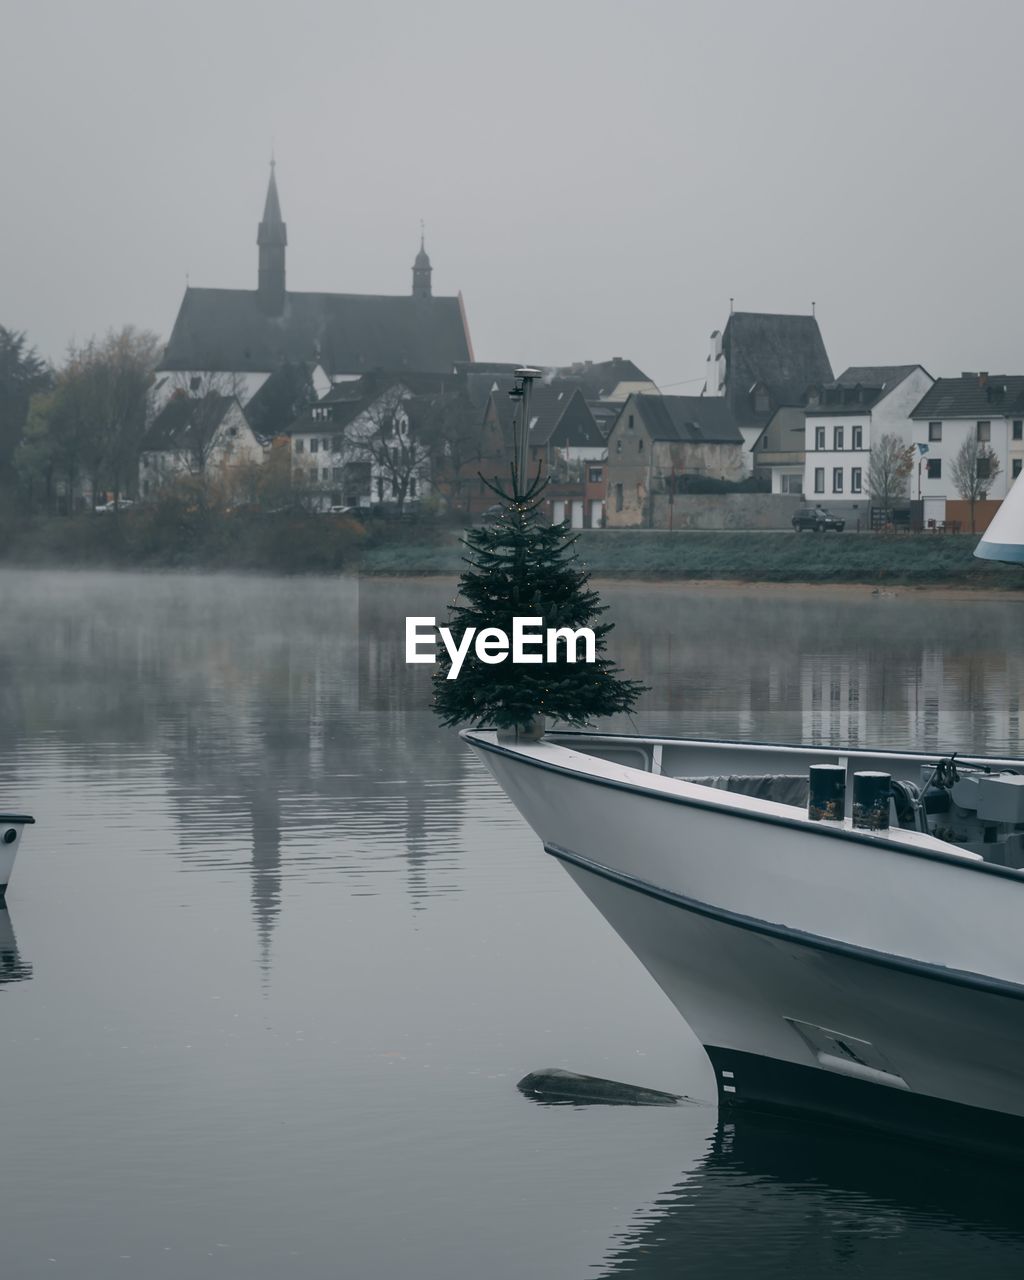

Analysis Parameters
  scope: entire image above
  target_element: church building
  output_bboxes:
[157,164,474,406]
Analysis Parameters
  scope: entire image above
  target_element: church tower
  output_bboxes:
[412,229,432,298]
[257,160,287,314]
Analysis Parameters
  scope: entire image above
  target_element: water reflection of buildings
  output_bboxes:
[609,590,1024,755]
[600,1113,1024,1278]
[0,574,473,982]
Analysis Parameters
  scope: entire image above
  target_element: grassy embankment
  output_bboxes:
[360,529,1024,590]
[2,510,1020,589]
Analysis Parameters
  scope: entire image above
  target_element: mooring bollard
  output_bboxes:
[808,764,846,821]
[853,771,891,831]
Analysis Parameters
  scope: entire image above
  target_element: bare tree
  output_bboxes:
[347,385,429,514]
[167,370,246,479]
[951,434,1001,533]
[869,433,915,523]
[418,391,482,515]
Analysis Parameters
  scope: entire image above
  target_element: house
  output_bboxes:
[910,372,1024,527]
[139,393,267,499]
[750,406,807,495]
[476,380,607,525]
[604,394,745,528]
[704,311,833,467]
[802,365,934,517]
[285,376,452,511]
[155,164,474,409]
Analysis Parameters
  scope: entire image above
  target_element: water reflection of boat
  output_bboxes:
[0,907,32,986]
[0,814,33,901]
[600,1111,1024,1278]
[466,729,1024,1158]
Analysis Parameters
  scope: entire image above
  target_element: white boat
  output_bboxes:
[0,814,33,901]
[464,728,1024,1157]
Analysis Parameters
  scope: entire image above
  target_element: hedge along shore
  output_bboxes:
[2,514,1021,591]
[359,530,1024,591]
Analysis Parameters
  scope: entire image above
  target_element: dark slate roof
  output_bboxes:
[721,312,833,426]
[910,373,1024,420]
[633,394,743,443]
[586,400,621,438]
[807,365,922,415]
[526,386,602,447]
[160,287,472,377]
[554,358,653,399]
[142,393,235,451]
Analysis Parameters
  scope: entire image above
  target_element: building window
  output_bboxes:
[377,477,384,499]
[627,415,634,431]
[832,467,843,493]
[322,468,330,482]
[926,457,942,479]
[977,455,993,479]
[310,438,319,453]
[616,439,622,454]
[929,421,942,441]
[333,435,343,452]
[1014,420,1023,441]
[1014,458,1023,478]
[409,477,417,498]
[851,425,863,450]
[977,420,991,442]
[833,425,844,451]
[814,468,825,494]
[638,437,644,452]
[332,467,343,481]
[588,466,603,483]
[814,426,825,451]
[615,483,623,512]
[322,438,331,451]
[851,467,862,494]
[294,438,304,454]
[781,473,803,495]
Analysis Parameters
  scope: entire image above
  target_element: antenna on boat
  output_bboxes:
[508,367,542,500]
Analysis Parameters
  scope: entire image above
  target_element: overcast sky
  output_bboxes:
[4,0,1022,388]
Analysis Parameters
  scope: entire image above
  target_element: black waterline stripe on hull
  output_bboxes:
[544,842,1024,1003]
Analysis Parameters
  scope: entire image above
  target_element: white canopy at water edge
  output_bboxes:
[975,474,1024,564]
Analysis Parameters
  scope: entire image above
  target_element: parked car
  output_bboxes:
[94,499,135,514]
[792,505,845,533]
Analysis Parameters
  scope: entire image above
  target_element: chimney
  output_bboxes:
[979,371,989,387]
[962,372,977,380]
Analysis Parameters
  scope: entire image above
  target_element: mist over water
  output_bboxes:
[1,567,1023,1278]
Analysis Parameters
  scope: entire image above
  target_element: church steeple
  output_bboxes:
[257,160,287,314]
[412,224,432,298]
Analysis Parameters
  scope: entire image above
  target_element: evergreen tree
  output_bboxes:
[432,471,647,731]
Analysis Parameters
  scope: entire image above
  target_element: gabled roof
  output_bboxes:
[630,394,744,444]
[721,312,833,426]
[486,380,603,448]
[161,287,472,377]
[910,373,1024,420]
[807,365,925,415]
[142,393,238,452]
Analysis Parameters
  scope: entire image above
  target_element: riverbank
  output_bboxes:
[2,513,1021,590]
[361,530,1024,591]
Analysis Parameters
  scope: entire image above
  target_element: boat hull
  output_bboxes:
[466,731,1024,1155]
[560,852,1024,1155]
[0,816,33,900]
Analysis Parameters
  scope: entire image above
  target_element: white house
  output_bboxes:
[909,372,1024,525]
[139,394,267,498]
[286,381,432,511]
[803,365,934,516]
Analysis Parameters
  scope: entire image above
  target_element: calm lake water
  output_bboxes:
[2,567,1024,1279]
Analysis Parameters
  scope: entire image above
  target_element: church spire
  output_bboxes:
[412,222,432,298]
[257,159,287,314]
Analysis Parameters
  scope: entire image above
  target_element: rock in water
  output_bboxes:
[517,1068,684,1106]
